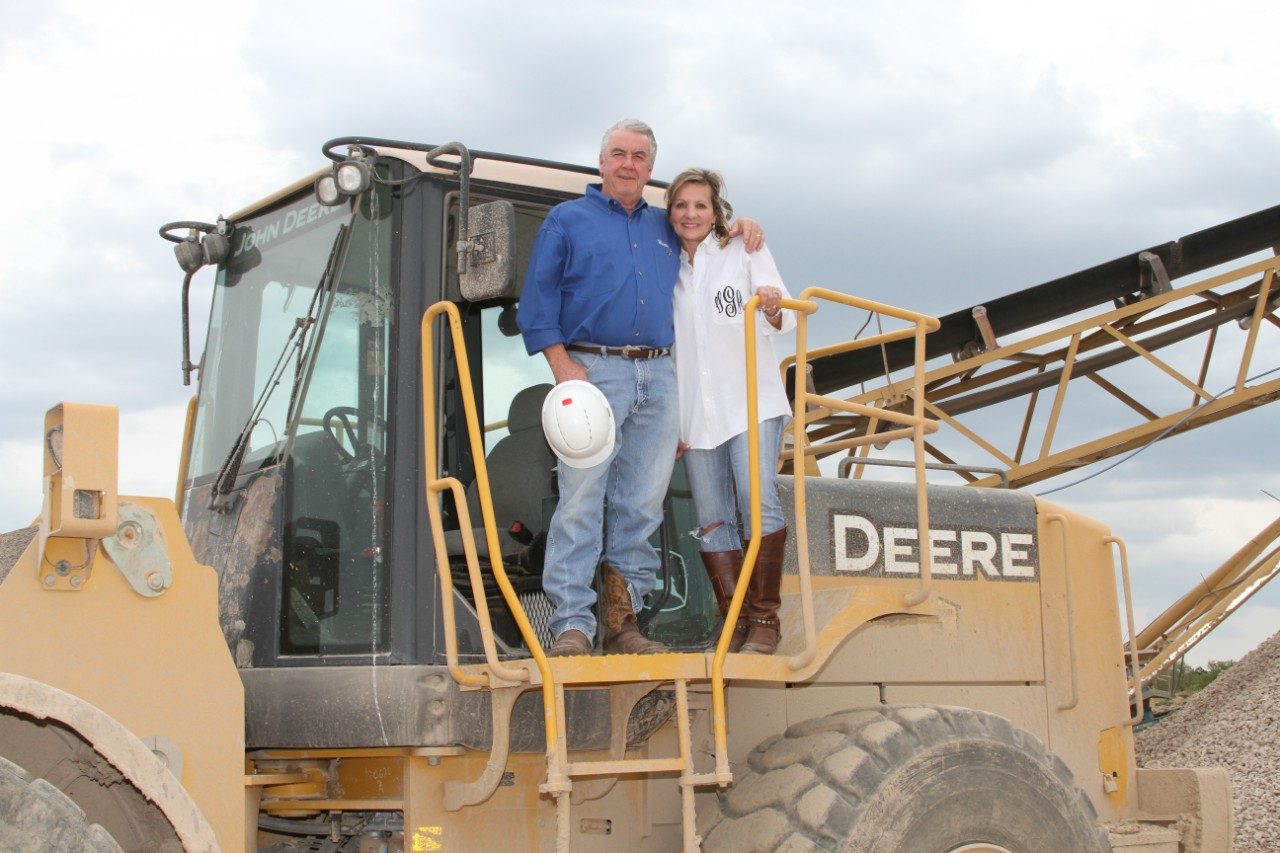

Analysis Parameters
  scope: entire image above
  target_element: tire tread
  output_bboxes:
[0,754,124,853]
[703,704,1110,852]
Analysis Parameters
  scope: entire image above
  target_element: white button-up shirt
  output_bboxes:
[673,234,796,449]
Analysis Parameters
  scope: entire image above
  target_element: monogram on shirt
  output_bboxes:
[714,285,744,319]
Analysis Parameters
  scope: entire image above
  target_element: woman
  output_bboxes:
[667,168,795,655]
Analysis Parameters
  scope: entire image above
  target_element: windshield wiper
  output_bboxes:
[209,222,351,509]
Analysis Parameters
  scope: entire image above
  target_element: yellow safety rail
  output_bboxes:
[1105,535,1145,725]
[177,395,198,507]
[709,287,940,779]
[419,303,560,757]
[423,291,941,808]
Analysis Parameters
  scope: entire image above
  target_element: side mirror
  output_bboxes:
[459,200,517,302]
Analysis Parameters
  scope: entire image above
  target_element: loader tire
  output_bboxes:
[701,705,1110,853]
[0,754,123,853]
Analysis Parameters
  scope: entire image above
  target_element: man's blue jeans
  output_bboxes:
[683,415,787,552]
[542,352,680,641]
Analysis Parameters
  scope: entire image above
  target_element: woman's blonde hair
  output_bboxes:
[666,168,734,245]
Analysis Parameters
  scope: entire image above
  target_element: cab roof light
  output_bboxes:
[315,145,373,207]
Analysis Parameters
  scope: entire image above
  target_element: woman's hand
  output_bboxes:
[728,218,765,251]
[757,286,784,327]
[675,440,690,461]
[757,286,782,314]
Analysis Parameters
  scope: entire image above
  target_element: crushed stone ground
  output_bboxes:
[0,527,37,583]
[1135,628,1280,853]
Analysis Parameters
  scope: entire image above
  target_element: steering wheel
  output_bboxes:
[323,406,382,463]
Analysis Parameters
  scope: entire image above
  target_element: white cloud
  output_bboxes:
[117,404,191,504]
[0,0,299,524]
[0,437,41,531]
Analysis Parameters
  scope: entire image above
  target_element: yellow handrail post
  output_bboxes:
[710,294,816,780]
[787,295,820,671]
[774,288,939,668]
[420,302,561,772]
[903,317,935,607]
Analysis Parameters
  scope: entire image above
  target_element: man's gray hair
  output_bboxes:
[600,118,657,161]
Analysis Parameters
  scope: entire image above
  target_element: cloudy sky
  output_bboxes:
[2,0,1277,666]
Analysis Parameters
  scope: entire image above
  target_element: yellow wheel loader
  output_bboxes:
[5,137,1272,851]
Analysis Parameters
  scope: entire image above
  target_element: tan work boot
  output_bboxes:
[547,629,593,657]
[699,549,748,652]
[740,528,786,655]
[599,563,668,654]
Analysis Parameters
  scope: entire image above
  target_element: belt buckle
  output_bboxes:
[621,345,643,359]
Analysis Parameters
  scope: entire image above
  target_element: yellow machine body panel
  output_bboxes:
[0,403,245,850]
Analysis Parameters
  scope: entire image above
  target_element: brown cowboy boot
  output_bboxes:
[699,550,748,652]
[599,563,668,654]
[740,528,786,655]
[547,629,593,657]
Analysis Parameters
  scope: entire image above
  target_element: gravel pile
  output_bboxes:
[0,527,36,583]
[1135,629,1280,852]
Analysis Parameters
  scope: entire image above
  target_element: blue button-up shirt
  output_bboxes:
[518,184,680,355]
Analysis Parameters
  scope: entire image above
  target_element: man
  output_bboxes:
[518,118,762,657]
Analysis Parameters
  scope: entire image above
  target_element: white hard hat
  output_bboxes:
[541,380,616,469]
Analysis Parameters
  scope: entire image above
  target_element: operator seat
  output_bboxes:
[282,428,351,636]
[444,383,556,564]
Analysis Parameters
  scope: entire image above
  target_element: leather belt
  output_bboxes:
[567,343,670,360]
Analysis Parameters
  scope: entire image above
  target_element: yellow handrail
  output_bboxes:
[1104,535,1144,726]
[176,395,198,507]
[423,292,938,788]
[708,294,814,780]
[789,287,941,656]
[420,303,558,752]
[710,288,940,778]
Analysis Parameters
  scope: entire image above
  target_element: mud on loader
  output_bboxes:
[0,137,1256,851]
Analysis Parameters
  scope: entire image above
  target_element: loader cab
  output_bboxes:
[182,173,396,664]
[179,145,718,693]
